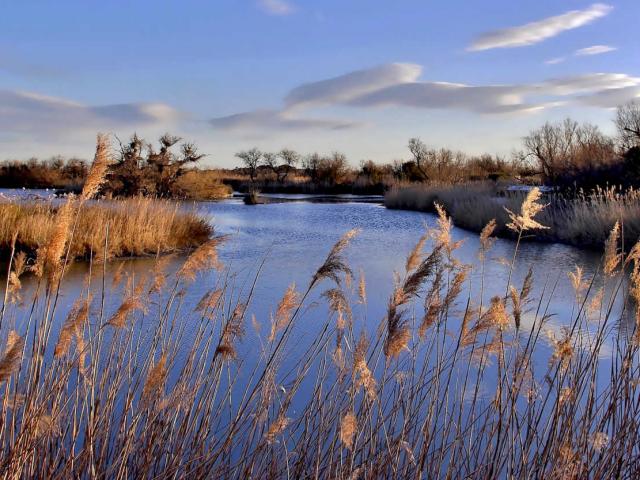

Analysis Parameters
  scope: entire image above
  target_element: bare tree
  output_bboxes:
[235,148,262,182]
[616,101,640,150]
[262,152,279,181]
[108,133,204,197]
[278,149,300,182]
[303,153,322,182]
[523,118,615,183]
[408,138,429,180]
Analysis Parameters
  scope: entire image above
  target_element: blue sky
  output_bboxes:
[1,0,639,166]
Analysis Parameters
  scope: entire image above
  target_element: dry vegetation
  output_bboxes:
[1,185,640,478]
[385,183,640,249]
[0,135,212,263]
[0,197,212,261]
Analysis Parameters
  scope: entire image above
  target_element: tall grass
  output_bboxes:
[1,185,640,478]
[385,182,640,249]
[0,198,212,261]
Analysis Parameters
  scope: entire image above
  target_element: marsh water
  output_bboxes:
[1,192,623,405]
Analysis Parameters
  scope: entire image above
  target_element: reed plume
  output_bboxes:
[34,195,76,283]
[354,333,376,400]
[0,331,24,383]
[311,229,358,287]
[177,237,225,282]
[479,219,496,259]
[406,233,428,272]
[505,187,548,233]
[107,277,148,328]
[567,265,586,297]
[603,221,621,276]
[54,295,91,357]
[266,413,290,444]
[357,269,366,304]
[340,411,357,450]
[142,355,167,405]
[80,133,112,201]
[216,304,245,360]
[268,283,299,341]
[195,288,223,318]
[322,288,351,330]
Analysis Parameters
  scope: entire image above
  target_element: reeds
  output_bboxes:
[385,182,640,249]
[0,197,212,261]
[1,192,640,479]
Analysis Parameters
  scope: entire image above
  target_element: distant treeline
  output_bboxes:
[0,157,87,189]
[2,101,639,197]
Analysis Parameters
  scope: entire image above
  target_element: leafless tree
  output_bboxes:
[408,137,429,180]
[303,153,322,182]
[616,101,640,150]
[235,148,262,182]
[262,152,279,181]
[523,118,615,183]
[108,133,204,197]
[278,149,300,182]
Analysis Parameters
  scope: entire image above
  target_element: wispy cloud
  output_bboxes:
[257,0,295,16]
[285,63,421,109]
[575,44,617,56]
[545,57,566,65]
[210,64,640,134]
[210,109,357,132]
[0,89,180,136]
[468,3,613,51]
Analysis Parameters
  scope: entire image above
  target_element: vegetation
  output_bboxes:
[0,157,87,190]
[0,136,212,262]
[385,182,640,249]
[0,198,212,261]
[1,189,640,477]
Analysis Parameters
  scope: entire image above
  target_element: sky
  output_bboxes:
[1,0,639,166]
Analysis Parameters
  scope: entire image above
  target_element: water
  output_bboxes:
[1,194,626,473]
[3,196,611,369]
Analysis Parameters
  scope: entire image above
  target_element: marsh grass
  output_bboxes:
[1,179,640,478]
[385,182,640,249]
[0,197,212,262]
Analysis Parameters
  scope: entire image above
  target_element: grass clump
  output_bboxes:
[385,182,640,249]
[0,198,212,261]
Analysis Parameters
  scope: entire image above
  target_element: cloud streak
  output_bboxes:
[575,45,617,56]
[210,64,640,134]
[210,109,357,132]
[257,0,294,16]
[0,89,180,136]
[468,3,613,51]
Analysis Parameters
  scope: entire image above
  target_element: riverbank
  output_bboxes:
[0,197,212,261]
[385,182,640,250]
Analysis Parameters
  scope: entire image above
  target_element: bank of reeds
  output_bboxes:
[0,134,212,262]
[0,198,212,261]
[385,182,640,249]
[1,187,640,477]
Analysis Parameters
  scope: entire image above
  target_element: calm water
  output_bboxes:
[1,195,620,403]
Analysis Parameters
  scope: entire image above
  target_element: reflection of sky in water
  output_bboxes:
[1,198,622,405]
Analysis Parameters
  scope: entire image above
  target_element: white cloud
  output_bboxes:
[209,64,640,134]
[578,86,640,108]
[575,44,617,56]
[545,57,566,65]
[210,109,358,131]
[468,3,613,51]
[257,0,294,16]
[0,89,181,136]
[284,63,421,109]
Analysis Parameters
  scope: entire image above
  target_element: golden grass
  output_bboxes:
[174,168,233,200]
[0,197,212,261]
[385,182,640,249]
[1,191,640,478]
